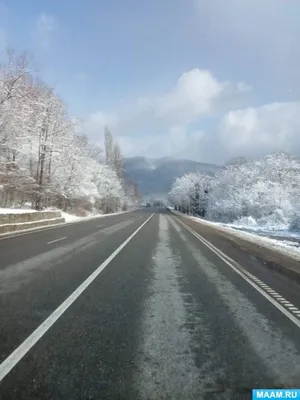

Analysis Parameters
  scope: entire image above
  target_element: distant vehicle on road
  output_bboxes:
[146,203,151,207]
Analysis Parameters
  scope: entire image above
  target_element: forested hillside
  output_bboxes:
[123,156,220,197]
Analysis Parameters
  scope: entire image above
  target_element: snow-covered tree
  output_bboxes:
[169,172,210,216]
[169,152,300,231]
[0,49,140,214]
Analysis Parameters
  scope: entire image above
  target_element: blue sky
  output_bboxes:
[1,0,300,163]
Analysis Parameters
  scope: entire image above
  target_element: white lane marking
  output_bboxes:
[96,224,104,228]
[174,217,300,328]
[0,213,154,382]
[47,237,67,245]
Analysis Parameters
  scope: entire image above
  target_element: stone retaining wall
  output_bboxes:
[0,211,65,234]
[0,211,62,225]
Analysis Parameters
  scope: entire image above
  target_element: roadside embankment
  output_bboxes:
[0,211,65,234]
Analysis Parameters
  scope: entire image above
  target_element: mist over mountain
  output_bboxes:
[124,156,220,198]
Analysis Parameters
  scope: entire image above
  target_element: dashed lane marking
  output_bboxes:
[0,213,154,383]
[47,237,67,245]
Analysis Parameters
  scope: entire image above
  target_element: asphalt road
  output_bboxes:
[1,208,300,399]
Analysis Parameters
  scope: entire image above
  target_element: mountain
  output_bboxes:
[123,156,220,198]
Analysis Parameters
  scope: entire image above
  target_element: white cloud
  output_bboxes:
[110,101,300,163]
[133,69,250,127]
[84,111,119,144]
[116,128,204,160]
[82,69,300,163]
[83,68,250,160]
[147,69,223,124]
[219,102,300,158]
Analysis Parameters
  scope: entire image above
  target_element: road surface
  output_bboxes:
[0,208,300,399]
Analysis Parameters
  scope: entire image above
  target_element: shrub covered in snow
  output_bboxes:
[169,152,300,230]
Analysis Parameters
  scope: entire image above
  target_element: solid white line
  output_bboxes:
[47,237,67,245]
[0,213,154,382]
[174,217,300,330]
[96,224,104,228]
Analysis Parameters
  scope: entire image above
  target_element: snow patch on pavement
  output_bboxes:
[135,214,200,399]
[169,216,300,387]
[179,223,300,387]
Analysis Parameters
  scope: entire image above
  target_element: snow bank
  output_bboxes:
[60,208,139,223]
[187,215,300,261]
[219,214,300,242]
[61,211,106,223]
[0,208,37,214]
[168,208,300,261]
[227,210,290,232]
[61,212,88,223]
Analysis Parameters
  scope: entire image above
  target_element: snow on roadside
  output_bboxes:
[0,207,140,237]
[0,207,138,225]
[214,213,300,247]
[220,213,300,239]
[0,208,37,214]
[225,215,289,232]
[61,212,85,222]
[223,224,300,241]
[61,209,138,223]
[0,217,62,228]
[0,206,138,219]
[169,209,300,261]
[189,215,300,260]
